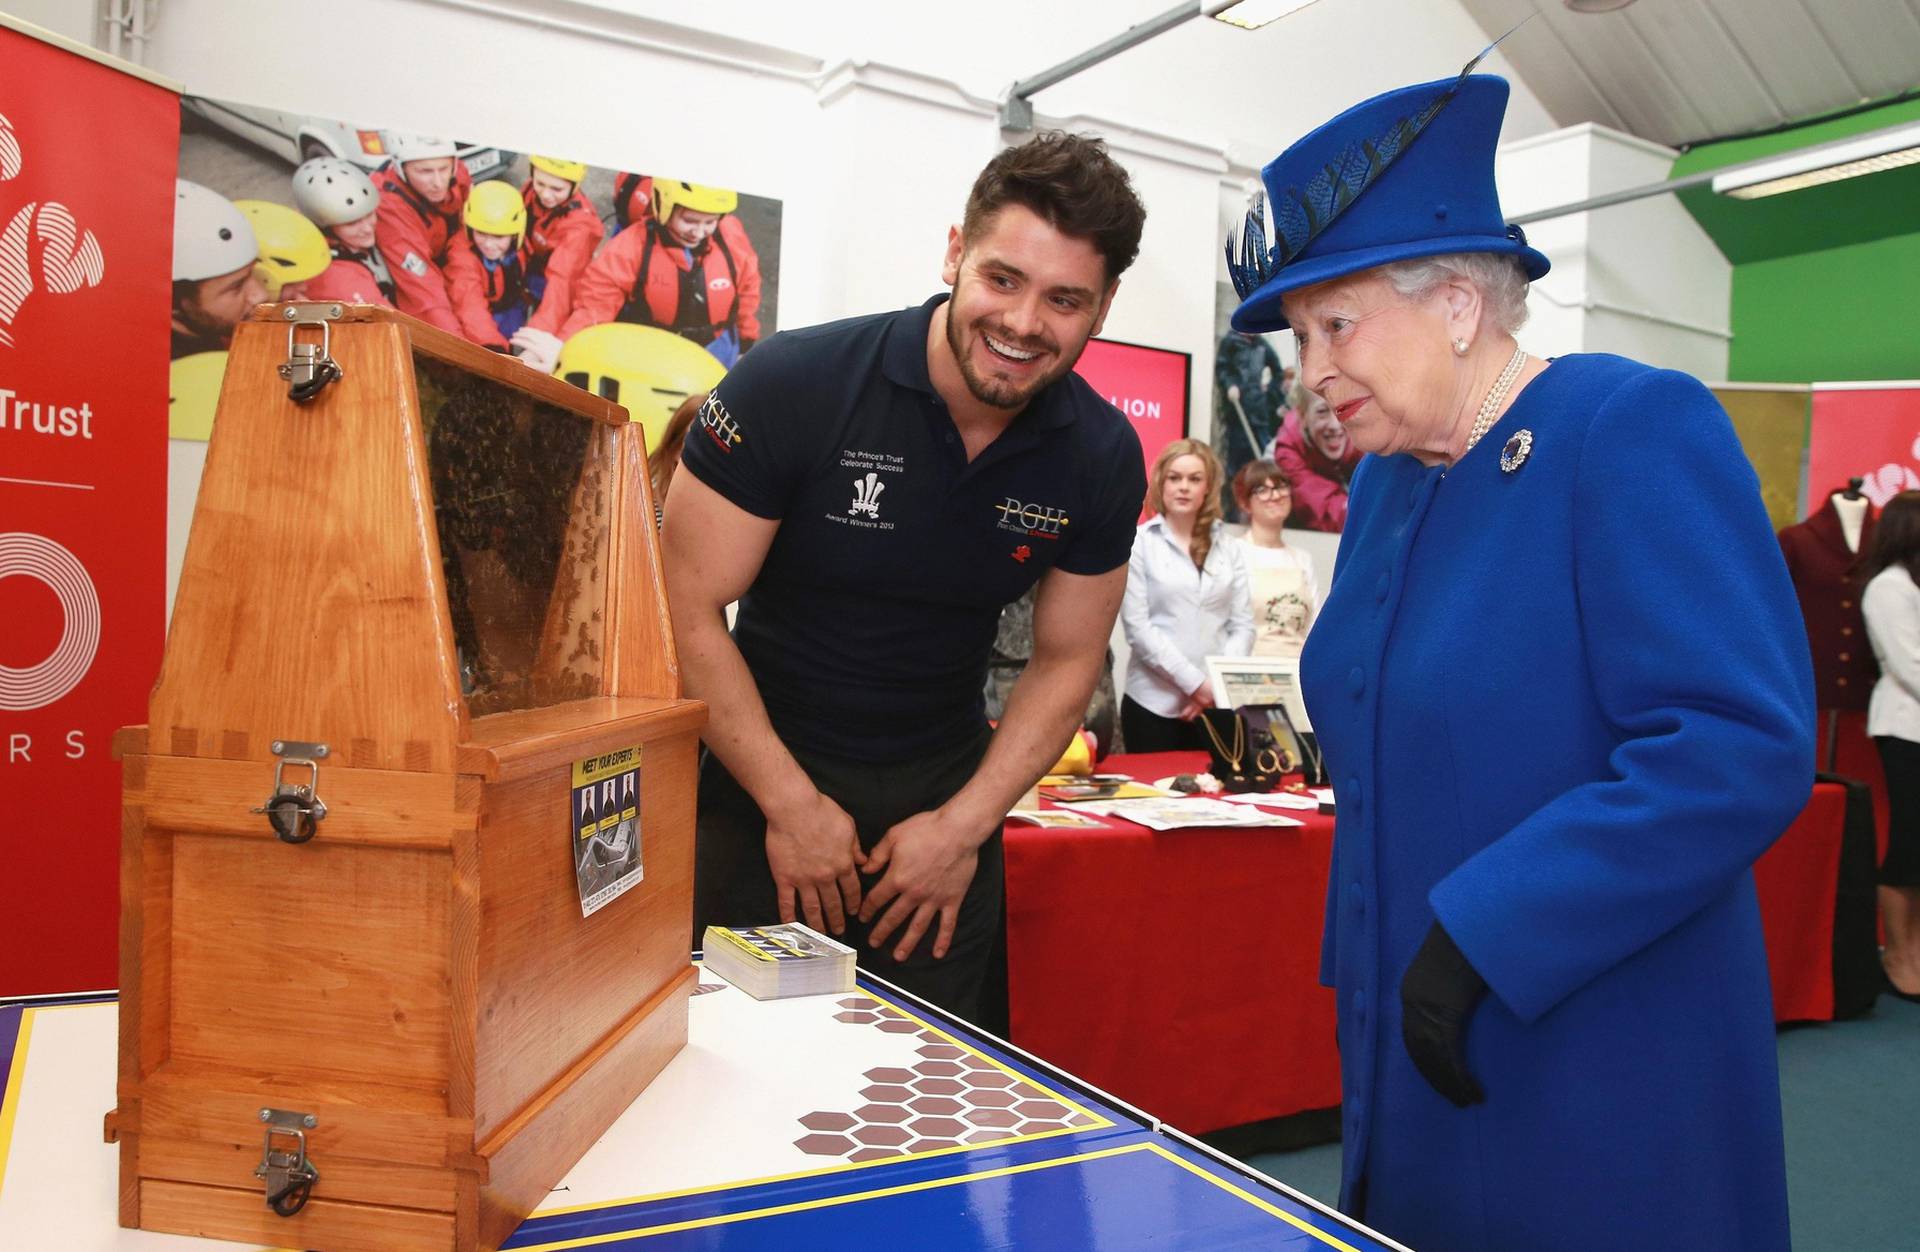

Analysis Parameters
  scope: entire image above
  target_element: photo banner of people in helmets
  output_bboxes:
[1211,280,1354,532]
[171,93,782,457]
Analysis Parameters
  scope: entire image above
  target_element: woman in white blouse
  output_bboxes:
[1230,458,1317,658]
[1862,490,1920,1001]
[1120,439,1253,752]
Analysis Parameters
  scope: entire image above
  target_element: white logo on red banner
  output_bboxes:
[0,531,101,711]
[0,110,107,348]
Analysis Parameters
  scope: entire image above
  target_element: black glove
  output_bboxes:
[1399,920,1488,1108]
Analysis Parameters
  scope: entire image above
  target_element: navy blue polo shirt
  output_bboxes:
[681,293,1145,763]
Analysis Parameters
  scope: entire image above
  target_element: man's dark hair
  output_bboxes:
[962,131,1146,283]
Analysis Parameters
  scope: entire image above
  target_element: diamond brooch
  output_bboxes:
[1500,429,1534,474]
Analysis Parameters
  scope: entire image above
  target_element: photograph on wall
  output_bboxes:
[171,94,783,452]
[1210,281,1354,531]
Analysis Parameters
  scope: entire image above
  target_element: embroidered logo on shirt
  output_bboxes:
[849,471,885,518]
[993,497,1071,539]
[1011,545,1032,563]
[400,251,428,276]
[698,391,741,452]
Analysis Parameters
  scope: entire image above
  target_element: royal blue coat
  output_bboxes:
[1301,354,1813,1252]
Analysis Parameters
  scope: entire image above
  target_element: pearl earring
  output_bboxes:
[1453,338,1470,356]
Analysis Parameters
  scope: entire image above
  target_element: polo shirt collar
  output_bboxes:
[887,293,1079,432]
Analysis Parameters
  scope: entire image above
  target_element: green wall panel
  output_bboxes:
[1729,234,1920,383]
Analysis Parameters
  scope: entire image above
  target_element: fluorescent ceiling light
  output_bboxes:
[1205,0,1315,31]
[1711,121,1920,200]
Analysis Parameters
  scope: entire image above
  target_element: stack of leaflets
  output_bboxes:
[702,922,857,1000]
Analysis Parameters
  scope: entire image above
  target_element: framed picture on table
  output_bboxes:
[1205,655,1313,733]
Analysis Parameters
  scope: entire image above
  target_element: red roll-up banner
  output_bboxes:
[0,23,177,995]
[1806,383,1920,515]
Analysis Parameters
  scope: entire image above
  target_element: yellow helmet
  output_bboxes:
[528,155,587,185]
[650,179,737,225]
[169,351,228,442]
[464,180,526,239]
[232,200,329,296]
[555,324,726,454]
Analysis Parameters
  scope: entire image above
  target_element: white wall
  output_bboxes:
[1496,123,1732,379]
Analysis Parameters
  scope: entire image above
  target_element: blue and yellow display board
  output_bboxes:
[1,975,1401,1250]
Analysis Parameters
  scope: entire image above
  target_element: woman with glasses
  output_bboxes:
[1232,459,1317,658]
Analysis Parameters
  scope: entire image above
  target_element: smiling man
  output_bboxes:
[663,132,1148,1020]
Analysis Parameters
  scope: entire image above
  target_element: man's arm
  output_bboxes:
[662,468,866,934]
[859,563,1127,960]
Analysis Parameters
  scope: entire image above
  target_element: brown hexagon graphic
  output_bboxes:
[800,998,1105,1165]
[1015,1099,1069,1120]
[852,1123,912,1147]
[799,1111,857,1132]
[914,1077,965,1096]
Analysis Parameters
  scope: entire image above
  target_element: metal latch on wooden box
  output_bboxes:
[252,740,328,844]
[277,304,345,403]
[253,1107,320,1216]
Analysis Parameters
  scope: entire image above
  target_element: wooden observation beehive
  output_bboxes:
[105,304,702,1250]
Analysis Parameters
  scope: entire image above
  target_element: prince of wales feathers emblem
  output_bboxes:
[849,471,885,518]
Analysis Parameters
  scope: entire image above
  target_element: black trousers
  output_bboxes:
[694,727,1002,1023]
[1873,735,1920,886]
[1120,694,1209,754]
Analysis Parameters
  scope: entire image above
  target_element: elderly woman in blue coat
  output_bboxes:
[1227,73,1813,1252]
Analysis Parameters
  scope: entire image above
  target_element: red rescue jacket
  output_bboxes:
[443,238,525,347]
[560,216,761,343]
[301,247,397,309]
[371,161,495,341]
[521,184,605,335]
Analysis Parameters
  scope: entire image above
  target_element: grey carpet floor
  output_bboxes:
[1245,994,1920,1251]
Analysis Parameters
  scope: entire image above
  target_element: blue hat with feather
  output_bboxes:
[1229,73,1549,333]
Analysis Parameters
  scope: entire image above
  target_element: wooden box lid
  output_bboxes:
[151,304,679,774]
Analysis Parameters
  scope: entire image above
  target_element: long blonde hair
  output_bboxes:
[1147,438,1224,571]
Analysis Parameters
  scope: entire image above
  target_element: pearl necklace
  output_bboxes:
[1461,345,1529,456]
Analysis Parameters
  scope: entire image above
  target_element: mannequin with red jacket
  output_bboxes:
[1780,481,1881,781]
[371,133,494,343]
[561,179,761,365]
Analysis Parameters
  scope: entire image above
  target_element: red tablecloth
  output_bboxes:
[1003,755,1849,1134]
[1004,751,1341,1134]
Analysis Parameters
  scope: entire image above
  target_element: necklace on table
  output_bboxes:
[1461,344,1529,456]
[1198,712,1246,775]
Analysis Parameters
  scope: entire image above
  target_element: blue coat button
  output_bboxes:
[1349,882,1364,911]
[1344,778,1362,818]
[1347,666,1366,696]
[1353,989,1368,1023]
[1374,573,1389,603]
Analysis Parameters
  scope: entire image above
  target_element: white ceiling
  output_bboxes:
[1457,0,1920,149]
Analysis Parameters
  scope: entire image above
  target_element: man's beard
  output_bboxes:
[946,311,1071,411]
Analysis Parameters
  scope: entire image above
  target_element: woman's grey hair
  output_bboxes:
[1379,252,1531,336]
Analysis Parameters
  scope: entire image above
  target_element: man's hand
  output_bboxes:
[858,809,982,962]
[765,790,866,936]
